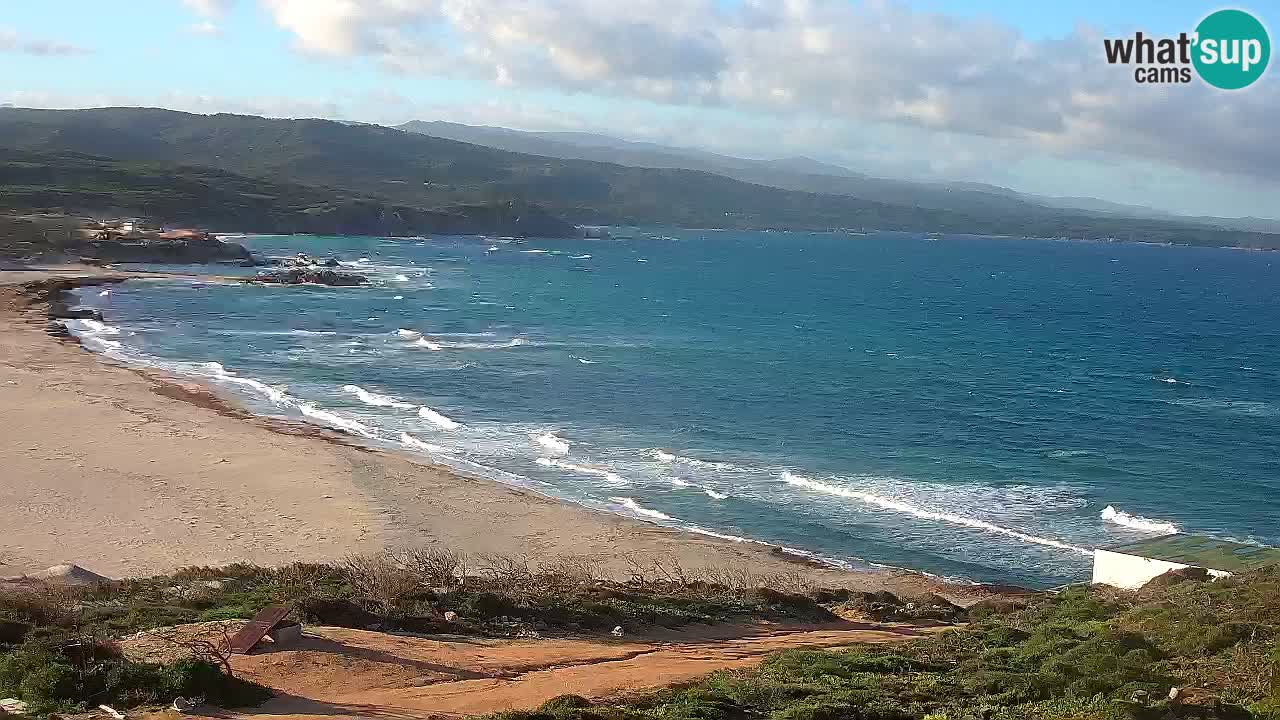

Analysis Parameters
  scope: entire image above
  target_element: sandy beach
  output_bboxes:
[0,266,950,596]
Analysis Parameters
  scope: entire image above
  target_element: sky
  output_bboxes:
[2,0,1278,219]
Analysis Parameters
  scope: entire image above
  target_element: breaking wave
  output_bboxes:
[609,497,672,520]
[781,471,1092,556]
[298,402,377,438]
[536,457,628,485]
[199,362,289,404]
[67,319,120,335]
[418,406,462,430]
[343,384,415,409]
[400,432,446,454]
[1100,505,1180,534]
[652,449,733,470]
[531,432,570,455]
[412,336,526,351]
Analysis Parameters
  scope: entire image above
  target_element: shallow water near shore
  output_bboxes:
[66,230,1280,587]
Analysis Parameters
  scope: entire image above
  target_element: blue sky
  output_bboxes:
[3,0,1278,218]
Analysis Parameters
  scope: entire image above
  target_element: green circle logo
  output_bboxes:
[1193,9,1270,89]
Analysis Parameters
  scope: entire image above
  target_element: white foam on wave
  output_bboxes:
[667,476,728,499]
[609,497,672,520]
[1100,505,1180,534]
[400,432,446,454]
[535,457,628,485]
[414,338,444,351]
[521,249,550,254]
[69,319,121,335]
[651,449,732,471]
[411,335,525,351]
[199,361,289,404]
[298,402,377,438]
[446,338,527,350]
[781,471,1092,556]
[571,254,592,259]
[576,357,597,364]
[98,289,111,297]
[531,432,570,455]
[418,405,462,430]
[393,274,410,282]
[343,384,415,409]
[1046,449,1094,459]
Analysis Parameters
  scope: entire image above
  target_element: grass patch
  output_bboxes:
[484,567,1280,720]
[0,550,836,713]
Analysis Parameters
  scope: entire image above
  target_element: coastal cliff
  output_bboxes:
[1,214,254,265]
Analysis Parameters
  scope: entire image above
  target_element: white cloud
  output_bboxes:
[182,0,235,16]
[252,0,1279,184]
[188,21,223,36]
[0,27,89,56]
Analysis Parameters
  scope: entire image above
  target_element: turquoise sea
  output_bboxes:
[65,230,1280,588]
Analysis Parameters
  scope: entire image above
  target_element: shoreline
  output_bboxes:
[1,265,994,599]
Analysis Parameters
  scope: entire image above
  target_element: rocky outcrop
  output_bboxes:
[81,234,253,265]
[816,589,968,623]
[252,268,367,286]
[271,253,344,268]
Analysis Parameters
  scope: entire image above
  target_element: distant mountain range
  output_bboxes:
[398,120,1280,235]
[0,106,1276,247]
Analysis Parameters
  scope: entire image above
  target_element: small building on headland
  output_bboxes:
[1092,535,1280,590]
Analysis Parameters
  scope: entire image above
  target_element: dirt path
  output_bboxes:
[173,622,934,719]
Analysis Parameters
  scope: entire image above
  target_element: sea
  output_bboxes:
[63,230,1280,588]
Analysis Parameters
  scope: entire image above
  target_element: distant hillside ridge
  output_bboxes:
[1,107,1278,247]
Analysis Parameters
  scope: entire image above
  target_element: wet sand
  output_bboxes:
[0,266,952,597]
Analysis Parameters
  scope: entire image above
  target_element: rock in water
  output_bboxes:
[252,269,367,286]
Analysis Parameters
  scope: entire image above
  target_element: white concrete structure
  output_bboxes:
[1091,549,1229,590]
[1091,535,1277,590]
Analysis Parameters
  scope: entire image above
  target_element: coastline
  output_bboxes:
[0,266,982,599]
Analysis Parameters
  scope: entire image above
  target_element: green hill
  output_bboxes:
[2,107,1278,248]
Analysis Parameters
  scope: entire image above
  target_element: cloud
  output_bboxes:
[0,28,89,56]
[254,0,1279,185]
[182,0,235,16]
[0,90,345,122]
[188,21,224,36]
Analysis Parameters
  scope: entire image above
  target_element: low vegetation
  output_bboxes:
[0,550,834,714]
[492,568,1280,720]
[4,552,1277,719]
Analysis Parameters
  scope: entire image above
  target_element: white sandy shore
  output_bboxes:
[0,266,965,598]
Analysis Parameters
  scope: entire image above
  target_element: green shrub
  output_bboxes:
[0,640,269,712]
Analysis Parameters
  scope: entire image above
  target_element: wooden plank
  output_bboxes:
[228,605,292,654]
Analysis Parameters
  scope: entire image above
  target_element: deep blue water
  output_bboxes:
[68,230,1280,587]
